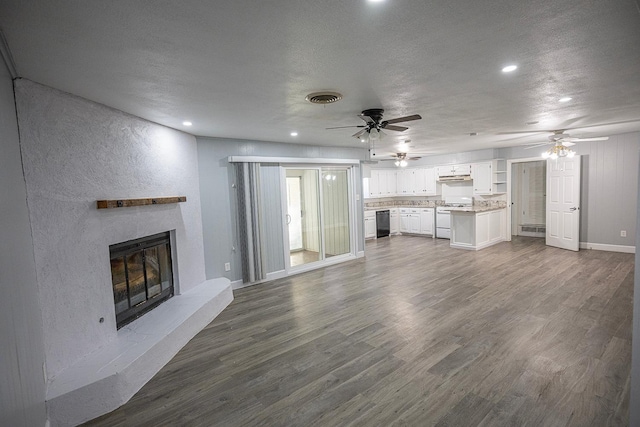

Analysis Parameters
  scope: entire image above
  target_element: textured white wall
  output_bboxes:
[0,71,47,425]
[14,79,206,381]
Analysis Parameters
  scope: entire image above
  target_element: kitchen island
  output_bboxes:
[449,207,506,250]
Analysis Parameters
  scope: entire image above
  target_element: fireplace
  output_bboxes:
[110,232,174,329]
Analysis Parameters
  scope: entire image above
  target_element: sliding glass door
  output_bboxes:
[322,169,350,258]
[286,169,322,267]
[284,166,352,269]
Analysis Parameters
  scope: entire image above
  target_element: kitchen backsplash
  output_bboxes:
[364,198,507,209]
[365,199,440,208]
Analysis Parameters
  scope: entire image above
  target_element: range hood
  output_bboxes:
[438,175,472,182]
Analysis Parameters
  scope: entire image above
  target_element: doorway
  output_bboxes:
[284,167,352,270]
[286,170,321,267]
[511,160,546,238]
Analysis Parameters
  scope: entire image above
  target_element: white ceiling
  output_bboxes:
[2,0,640,156]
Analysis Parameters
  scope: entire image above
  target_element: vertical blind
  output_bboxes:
[236,163,265,283]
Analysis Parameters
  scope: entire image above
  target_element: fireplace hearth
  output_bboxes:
[110,232,174,329]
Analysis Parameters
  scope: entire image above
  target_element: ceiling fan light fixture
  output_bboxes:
[400,160,408,167]
[368,128,380,142]
[542,144,575,159]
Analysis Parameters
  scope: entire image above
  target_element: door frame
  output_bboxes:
[280,165,358,275]
[506,157,545,242]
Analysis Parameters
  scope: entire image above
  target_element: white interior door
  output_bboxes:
[546,156,581,251]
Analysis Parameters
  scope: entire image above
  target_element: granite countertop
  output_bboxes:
[365,205,436,211]
[446,206,506,213]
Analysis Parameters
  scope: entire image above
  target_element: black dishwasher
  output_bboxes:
[376,210,390,238]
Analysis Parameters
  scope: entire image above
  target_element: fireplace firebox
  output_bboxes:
[110,232,174,329]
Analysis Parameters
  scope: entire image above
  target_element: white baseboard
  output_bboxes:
[580,242,635,253]
[232,253,360,289]
[231,270,288,290]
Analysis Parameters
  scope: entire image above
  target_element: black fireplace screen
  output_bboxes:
[110,232,174,329]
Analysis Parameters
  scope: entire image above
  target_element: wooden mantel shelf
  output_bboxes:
[96,196,187,209]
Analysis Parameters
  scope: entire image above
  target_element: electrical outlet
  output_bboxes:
[224,262,231,271]
[620,230,627,237]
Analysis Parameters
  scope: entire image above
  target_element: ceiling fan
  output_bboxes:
[520,130,609,158]
[327,108,422,142]
[389,152,421,167]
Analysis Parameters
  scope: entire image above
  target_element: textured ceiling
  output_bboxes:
[1,0,640,156]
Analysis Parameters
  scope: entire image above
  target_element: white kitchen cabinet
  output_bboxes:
[368,169,398,198]
[450,208,506,250]
[399,209,410,233]
[398,208,434,236]
[406,209,420,233]
[369,170,381,198]
[413,169,426,194]
[423,167,440,195]
[419,208,434,235]
[380,170,397,197]
[472,160,506,195]
[471,162,492,195]
[362,176,370,199]
[438,163,471,177]
[413,168,439,196]
[364,210,377,239]
[397,169,415,196]
[390,208,399,234]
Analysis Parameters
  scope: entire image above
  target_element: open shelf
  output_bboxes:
[97,196,186,209]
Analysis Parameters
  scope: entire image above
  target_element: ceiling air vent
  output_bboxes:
[305,91,343,104]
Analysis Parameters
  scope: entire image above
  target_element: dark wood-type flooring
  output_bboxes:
[85,236,634,426]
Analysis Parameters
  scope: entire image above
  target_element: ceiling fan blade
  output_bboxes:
[497,130,558,135]
[352,129,367,138]
[383,114,422,125]
[562,141,576,146]
[358,114,375,124]
[523,142,551,149]
[382,124,409,132]
[326,125,366,130]
[572,136,609,142]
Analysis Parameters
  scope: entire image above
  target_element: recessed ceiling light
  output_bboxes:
[559,97,572,103]
[290,132,298,137]
[502,65,518,73]
[368,0,385,3]
[182,121,192,126]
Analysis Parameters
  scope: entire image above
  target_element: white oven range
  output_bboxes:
[436,196,472,239]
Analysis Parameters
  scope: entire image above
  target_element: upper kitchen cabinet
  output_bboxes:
[415,167,440,196]
[437,163,471,177]
[380,170,397,197]
[471,162,492,195]
[366,169,397,198]
[471,160,506,195]
[397,169,416,196]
